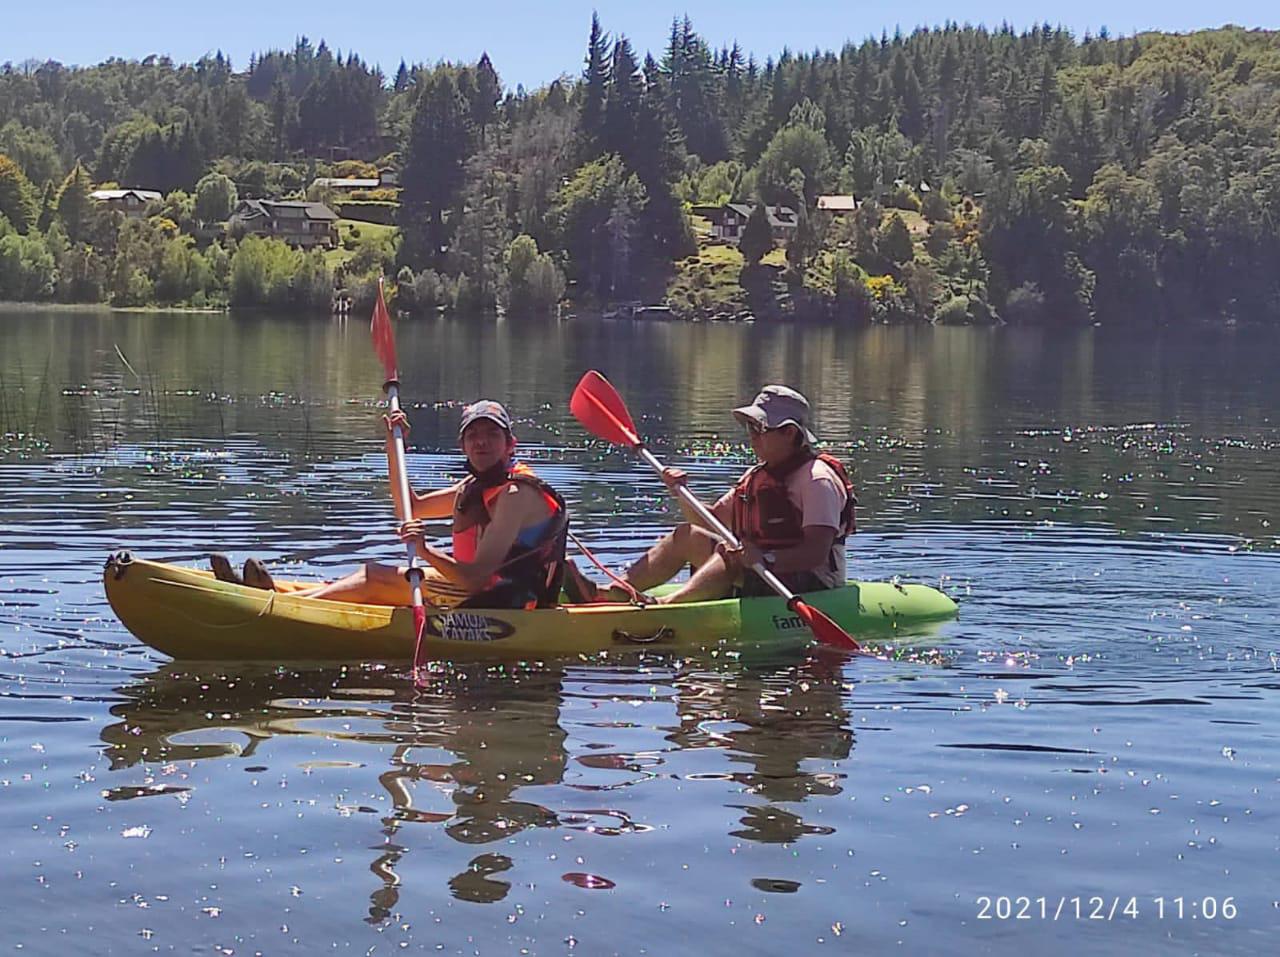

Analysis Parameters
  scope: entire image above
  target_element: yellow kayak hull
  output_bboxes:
[103,552,958,662]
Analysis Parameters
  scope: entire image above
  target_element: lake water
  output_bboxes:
[1,308,1277,954]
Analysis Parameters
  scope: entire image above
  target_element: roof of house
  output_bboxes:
[698,202,799,229]
[763,205,797,227]
[90,189,162,202]
[233,199,339,222]
[310,178,380,190]
[817,195,858,211]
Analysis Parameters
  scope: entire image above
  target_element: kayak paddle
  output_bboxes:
[569,370,862,653]
[370,277,430,683]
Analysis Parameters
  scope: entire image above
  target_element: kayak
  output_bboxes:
[103,551,958,662]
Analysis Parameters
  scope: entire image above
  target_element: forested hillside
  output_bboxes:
[1,18,1278,322]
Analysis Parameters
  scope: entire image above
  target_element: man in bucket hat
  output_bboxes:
[565,385,856,605]
[215,399,570,610]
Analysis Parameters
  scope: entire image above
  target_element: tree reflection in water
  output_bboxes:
[101,650,857,924]
[668,652,853,843]
[101,661,568,921]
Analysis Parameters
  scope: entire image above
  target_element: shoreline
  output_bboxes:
[0,299,1266,329]
[0,301,228,315]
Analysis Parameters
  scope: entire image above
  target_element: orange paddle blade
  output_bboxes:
[370,278,398,382]
[570,371,641,447]
[789,598,861,652]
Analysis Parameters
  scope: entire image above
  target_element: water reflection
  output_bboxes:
[671,655,852,842]
[102,661,567,917]
[3,312,1277,552]
[101,653,864,918]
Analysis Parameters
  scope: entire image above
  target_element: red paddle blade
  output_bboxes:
[410,602,429,689]
[370,278,398,382]
[790,599,861,652]
[570,370,641,447]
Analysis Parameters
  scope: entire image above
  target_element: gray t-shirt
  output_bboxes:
[716,457,848,588]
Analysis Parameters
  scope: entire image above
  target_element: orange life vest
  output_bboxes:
[452,462,569,608]
[730,450,857,550]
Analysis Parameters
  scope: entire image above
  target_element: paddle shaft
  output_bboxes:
[634,445,805,606]
[384,380,426,606]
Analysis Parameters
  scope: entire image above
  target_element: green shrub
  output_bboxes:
[336,200,398,225]
[0,228,56,300]
[1004,282,1047,323]
[921,189,952,222]
[229,235,301,307]
[523,255,566,315]
[292,249,333,311]
[924,221,957,257]
[396,266,449,315]
[884,183,921,212]
[935,295,971,324]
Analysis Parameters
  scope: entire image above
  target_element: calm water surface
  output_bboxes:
[1,309,1278,955]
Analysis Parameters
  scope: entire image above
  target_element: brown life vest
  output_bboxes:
[452,462,569,608]
[730,450,857,550]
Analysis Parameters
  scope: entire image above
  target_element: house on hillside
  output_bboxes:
[228,199,339,248]
[691,203,799,246]
[310,177,380,192]
[763,205,798,242]
[91,189,162,218]
[310,168,400,192]
[816,194,859,216]
[691,203,753,244]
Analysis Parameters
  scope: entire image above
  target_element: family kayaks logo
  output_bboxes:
[771,613,808,632]
[426,612,515,642]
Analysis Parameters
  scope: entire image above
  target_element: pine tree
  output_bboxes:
[880,212,914,266]
[603,37,642,160]
[787,205,819,274]
[400,70,474,269]
[0,153,39,234]
[606,192,633,295]
[580,13,610,157]
[269,76,291,160]
[452,152,511,312]
[471,53,502,148]
[739,203,773,265]
[36,180,57,232]
[54,163,95,242]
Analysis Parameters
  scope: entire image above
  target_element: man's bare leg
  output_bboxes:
[620,523,721,592]
[300,562,451,605]
[656,551,736,604]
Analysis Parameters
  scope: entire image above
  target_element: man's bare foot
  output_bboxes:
[242,557,276,591]
[562,559,600,603]
[210,553,242,584]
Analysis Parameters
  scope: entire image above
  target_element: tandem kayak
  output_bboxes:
[103,551,958,662]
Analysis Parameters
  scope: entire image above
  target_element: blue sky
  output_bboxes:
[4,1,1278,89]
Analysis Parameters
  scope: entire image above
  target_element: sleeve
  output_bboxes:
[799,462,846,530]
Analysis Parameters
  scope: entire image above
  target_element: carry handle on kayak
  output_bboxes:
[569,371,861,653]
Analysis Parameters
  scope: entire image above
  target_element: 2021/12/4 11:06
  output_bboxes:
[975,896,1238,920]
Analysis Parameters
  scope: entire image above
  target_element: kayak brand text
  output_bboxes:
[427,612,516,642]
